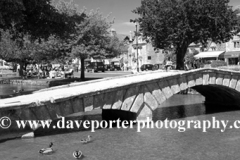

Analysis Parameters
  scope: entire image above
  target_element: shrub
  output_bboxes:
[211,60,227,68]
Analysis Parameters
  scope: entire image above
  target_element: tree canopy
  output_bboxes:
[132,0,240,69]
[0,0,124,79]
[69,9,116,79]
[0,0,83,40]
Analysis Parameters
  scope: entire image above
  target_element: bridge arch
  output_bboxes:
[1,69,240,133]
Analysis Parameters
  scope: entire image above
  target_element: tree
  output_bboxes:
[70,9,114,80]
[0,0,78,40]
[132,0,240,69]
[32,36,72,64]
[0,29,37,76]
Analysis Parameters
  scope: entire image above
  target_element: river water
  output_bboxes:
[1,93,240,159]
[0,84,45,97]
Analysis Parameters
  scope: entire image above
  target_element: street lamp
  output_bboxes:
[135,22,139,72]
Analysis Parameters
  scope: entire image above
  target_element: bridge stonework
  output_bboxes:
[1,68,240,134]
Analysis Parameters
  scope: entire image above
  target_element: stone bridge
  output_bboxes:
[1,68,240,133]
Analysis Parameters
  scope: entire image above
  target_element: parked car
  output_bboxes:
[86,62,105,72]
[153,64,163,70]
[140,64,154,71]
[105,64,111,71]
[110,64,122,71]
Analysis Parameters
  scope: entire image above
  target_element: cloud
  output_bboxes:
[121,22,135,26]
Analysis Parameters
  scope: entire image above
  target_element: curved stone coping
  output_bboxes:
[0,68,239,109]
[34,70,171,93]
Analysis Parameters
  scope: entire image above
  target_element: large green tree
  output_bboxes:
[0,29,37,76]
[70,9,115,79]
[132,0,240,69]
[0,0,78,40]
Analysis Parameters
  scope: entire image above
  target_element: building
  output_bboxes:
[194,11,240,65]
[219,34,240,65]
[194,34,240,65]
[127,34,164,70]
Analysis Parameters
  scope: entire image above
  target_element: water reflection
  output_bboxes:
[153,94,240,121]
[0,84,46,98]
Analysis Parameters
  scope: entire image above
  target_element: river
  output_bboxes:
[0,84,46,97]
[0,93,240,160]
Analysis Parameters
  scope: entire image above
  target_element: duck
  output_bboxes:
[39,142,54,155]
[73,150,83,159]
[80,135,91,144]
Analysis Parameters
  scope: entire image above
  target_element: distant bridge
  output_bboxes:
[1,68,240,132]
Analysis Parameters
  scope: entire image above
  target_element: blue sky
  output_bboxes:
[73,0,240,36]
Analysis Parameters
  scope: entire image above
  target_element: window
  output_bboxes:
[234,41,240,48]
[211,47,216,51]
[148,56,151,60]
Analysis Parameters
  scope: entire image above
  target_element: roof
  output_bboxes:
[219,51,240,58]
[194,51,225,58]
[111,57,123,62]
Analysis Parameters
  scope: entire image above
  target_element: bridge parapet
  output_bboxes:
[1,68,240,134]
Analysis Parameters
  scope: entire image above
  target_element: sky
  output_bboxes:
[73,0,240,36]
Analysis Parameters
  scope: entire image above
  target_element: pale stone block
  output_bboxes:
[178,76,188,91]
[158,80,173,99]
[143,86,158,111]
[208,73,216,85]
[187,74,195,87]
[137,104,152,121]
[146,82,166,104]
[195,73,203,85]
[121,86,139,111]
[216,74,223,85]
[235,80,240,92]
[229,76,238,89]
[223,74,231,87]
[130,90,144,113]
[22,132,34,139]
[203,74,209,85]
[168,79,181,94]
[112,89,125,109]
[84,96,93,112]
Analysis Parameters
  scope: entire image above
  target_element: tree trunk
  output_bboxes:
[80,58,85,80]
[19,62,24,77]
[176,44,189,70]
